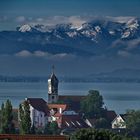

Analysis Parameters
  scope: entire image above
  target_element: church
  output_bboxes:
[24,67,87,132]
[47,67,85,112]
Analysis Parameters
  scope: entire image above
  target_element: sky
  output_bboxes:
[0,0,140,76]
[0,0,140,30]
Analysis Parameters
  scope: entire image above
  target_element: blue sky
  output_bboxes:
[0,0,140,30]
[0,0,140,16]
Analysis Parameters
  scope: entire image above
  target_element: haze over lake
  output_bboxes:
[0,82,140,114]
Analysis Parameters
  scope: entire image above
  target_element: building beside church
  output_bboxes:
[26,98,49,131]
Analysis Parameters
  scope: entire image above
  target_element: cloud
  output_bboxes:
[106,16,134,23]
[118,50,131,57]
[67,16,86,27]
[34,51,51,57]
[36,18,44,22]
[16,16,26,23]
[126,38,140,51]
[15,50,49,57]
[1,15,137,31]
[15,50,32,57]
[22,16,87,27]
[15,15,138,29]
[14,50,76,60]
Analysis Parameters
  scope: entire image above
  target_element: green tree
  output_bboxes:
[94,118,110,129]
[49,121,59,135]
[19,100,31,134]
[80,90,104,118]
[44,121,59,135]
[70,128,135,140]
[0,103,5,129]
[0,100,15,134]
[44,123,51,134]
[125,110,140,136]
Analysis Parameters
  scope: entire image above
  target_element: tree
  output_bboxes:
[125,110,140,136]
[80,90,104,118]
[0,100,15,134]
[44,123,51,134]
[44,121,59,135]
[19,100,31,134]
[94,118,110,129]
[70,128,135,140]
[49,121,59,135]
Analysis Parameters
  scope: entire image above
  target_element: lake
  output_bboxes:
[0,82,140,114]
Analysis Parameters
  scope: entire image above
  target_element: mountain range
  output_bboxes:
[0,17,140,57]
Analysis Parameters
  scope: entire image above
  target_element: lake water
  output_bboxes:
[0,82,140,114]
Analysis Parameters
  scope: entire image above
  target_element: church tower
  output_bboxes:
[48,66,59,103]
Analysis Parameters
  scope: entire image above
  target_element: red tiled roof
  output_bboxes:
[54,112,62,117]
[48,104,67,111]
[12,108,18,112]
[27,98,49,115]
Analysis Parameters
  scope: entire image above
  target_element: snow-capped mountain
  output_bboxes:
[18,24,32,32]
[1,17,140,56]
[18,24,54,33]
[121,18,140,39]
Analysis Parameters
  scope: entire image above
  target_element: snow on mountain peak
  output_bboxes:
[19,24,32,32]
[95,26,101,33]
[126,18,139,30]
[76,26,83,31]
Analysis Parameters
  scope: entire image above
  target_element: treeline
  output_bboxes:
[0,100,15,133]
[0,76,48,82]
[0,96,140,139]
[0,100,60,135]
[0,99,137,140]
[70,128,136,140]
[79,90,140,137]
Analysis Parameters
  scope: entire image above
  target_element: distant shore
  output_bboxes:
[0,76,140,83]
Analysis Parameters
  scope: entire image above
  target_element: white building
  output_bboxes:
[112,114,126,129]
[26,98,49,130]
